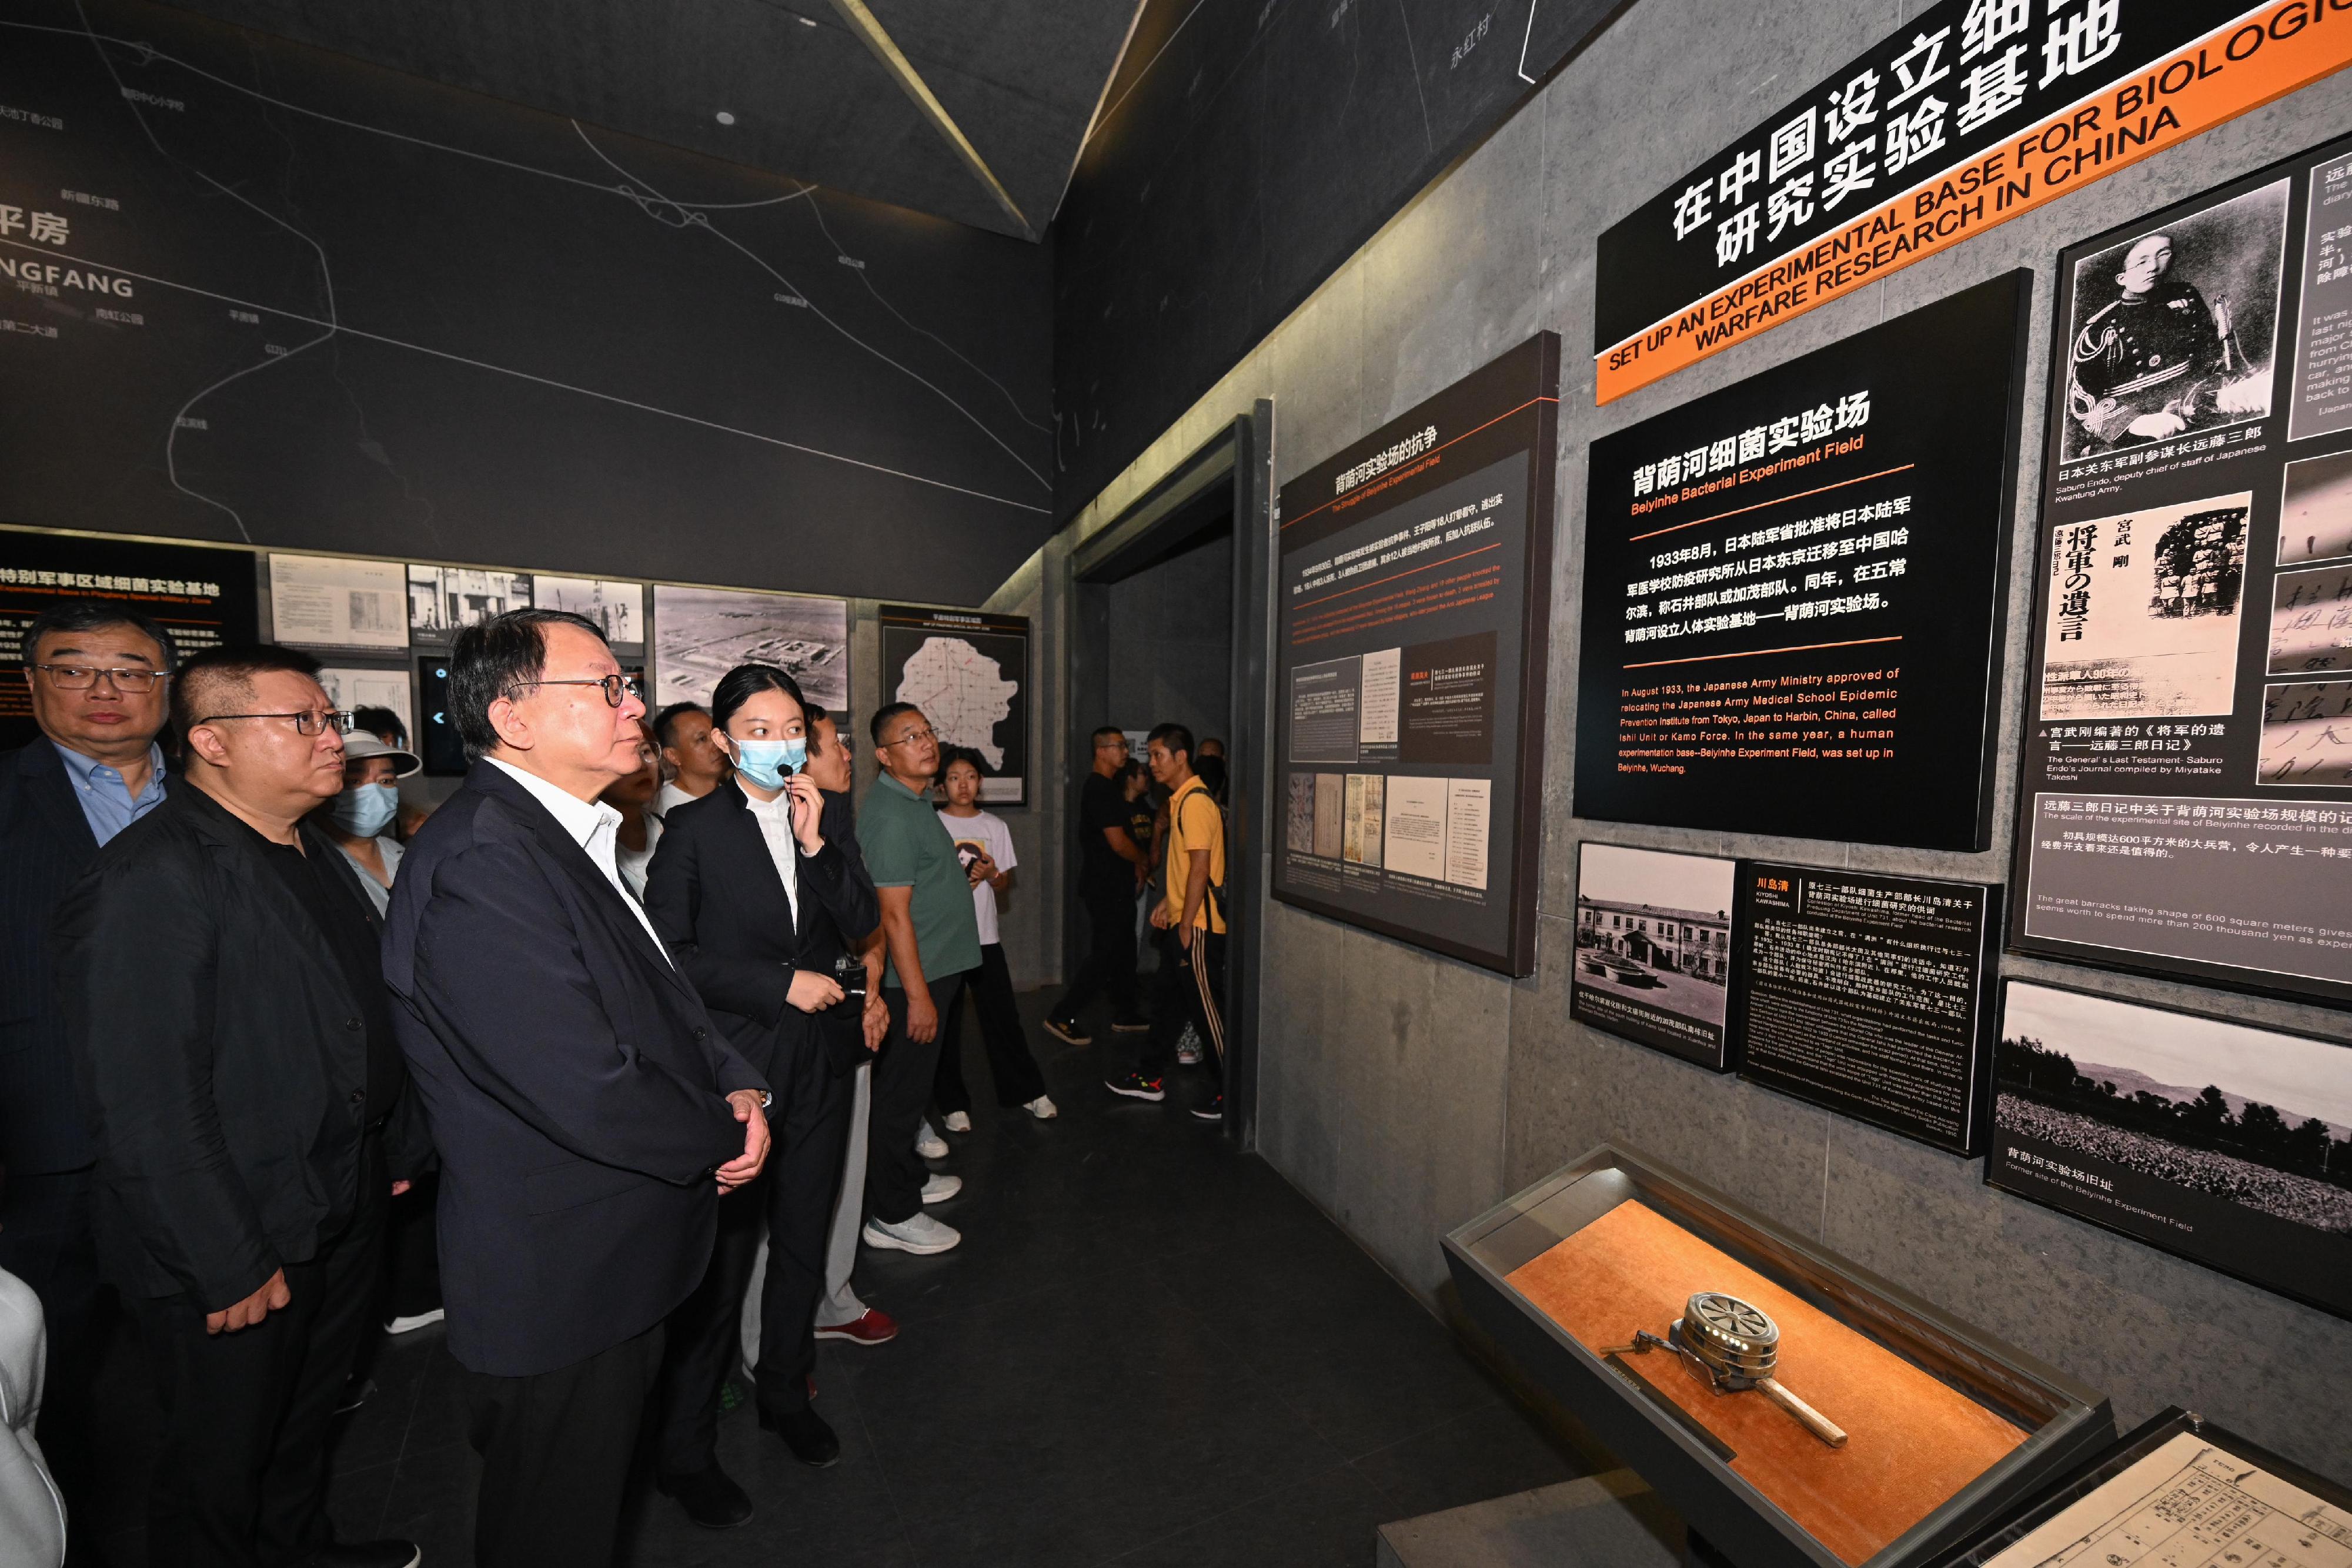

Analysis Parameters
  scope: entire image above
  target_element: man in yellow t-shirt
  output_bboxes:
[1105,722,1228,1122]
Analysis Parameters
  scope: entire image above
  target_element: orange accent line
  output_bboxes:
[1593,0,2352,404]
[1289,543,1502,610]
[1622,634,1901,670]
[1628,464,1916,542]
[1282,396,1558,531]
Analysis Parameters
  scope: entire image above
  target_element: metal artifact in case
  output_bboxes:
[1444,1145,2113,1568]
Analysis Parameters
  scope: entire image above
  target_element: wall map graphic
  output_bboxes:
[0,0,1053,606]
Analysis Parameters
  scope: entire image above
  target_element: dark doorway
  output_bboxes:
[1065,409,1271,1144]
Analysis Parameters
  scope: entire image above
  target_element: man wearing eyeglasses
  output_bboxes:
[856,703,980,1256]
[52,643,427,1568]
[380,609,770,1568]
[1,600,178,1554]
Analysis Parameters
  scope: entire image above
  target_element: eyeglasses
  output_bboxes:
[511,674,641,707]
[197,709,353,736]
[881,726,938,748]
[30,663,166,693]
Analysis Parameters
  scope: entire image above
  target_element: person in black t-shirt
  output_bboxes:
[1120,760,1155,865]
[54,645,427,1568]
[1044,727,1152,1045]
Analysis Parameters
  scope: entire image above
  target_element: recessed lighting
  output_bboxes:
[798,14,817,24]
[715,110,736,125]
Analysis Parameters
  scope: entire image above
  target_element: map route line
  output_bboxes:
[69,0,344,542]
[6,14,1046,493]
[793,187,1048,434]
[567,122,1049,493]
[0,237,1051,514]
[0,18,810,212]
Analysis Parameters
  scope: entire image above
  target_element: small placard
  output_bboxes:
[1731,864,1998,1156]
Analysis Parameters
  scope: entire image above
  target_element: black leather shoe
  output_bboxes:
[758,1402,841,1467]
[300,1542,421,1568]
[655,1464,754,1529]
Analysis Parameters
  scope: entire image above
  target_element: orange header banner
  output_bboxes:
[1596,0,2352,405]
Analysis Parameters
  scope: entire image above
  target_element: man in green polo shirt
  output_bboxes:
[858,702,981,1255]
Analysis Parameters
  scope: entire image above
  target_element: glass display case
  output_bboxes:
[1445,1144,2113,1568]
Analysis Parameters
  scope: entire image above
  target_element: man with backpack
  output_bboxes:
[1104,723,1225,1122]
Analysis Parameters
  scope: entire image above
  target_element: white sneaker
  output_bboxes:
[943,1110,972,1134]
[920,1172,963,1203]
[1177,1022,1202,1065]
[1023,1095,1058,1120]
[384,1308,445,1335]
[915,1125,948,1159]
[863,1212,961,1254]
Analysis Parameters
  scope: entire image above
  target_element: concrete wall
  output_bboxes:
[1105,530,1235,752]
[1039,0,2352,1480]
[977,545,1064,991]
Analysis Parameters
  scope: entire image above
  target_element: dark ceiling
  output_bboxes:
[156,0,1144,239]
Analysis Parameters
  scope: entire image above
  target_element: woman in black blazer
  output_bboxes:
[641,663,879,1524]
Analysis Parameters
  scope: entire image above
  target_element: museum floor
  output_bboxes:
[78,990,1586,1567]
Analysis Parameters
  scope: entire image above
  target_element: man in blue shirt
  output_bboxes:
[0,599,176,1553]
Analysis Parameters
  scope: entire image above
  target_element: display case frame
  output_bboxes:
[1444,1144,2113,1568]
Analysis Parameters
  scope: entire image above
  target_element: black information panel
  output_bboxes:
[2013,135,2352,1009]
[879,605,1030,808]
[1574,273,2029,849]
[1273,335,1559,976]
[1732,864,2000,1156]
[1988,979,2352,1320]
[0,526,257,749]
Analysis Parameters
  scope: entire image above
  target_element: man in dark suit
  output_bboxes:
[54,644,425,1568]
[0,600,174,1554]
[381,609,771,1568]
[642,667,880,1524]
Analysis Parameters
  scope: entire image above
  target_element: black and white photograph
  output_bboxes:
[2061,180,2288,465]
[652,583,849,712]
[2259,677,2352,785]
[533,576,643,646]
[2267,563,2352,677]
[316,667,413,734]
[1311,773,1344,861]
[1344,774,1384,868]
[2038,494,2249,721]
[2280,447,2352,566]
[1571,842,1738,1071]
[1286,772,1316,855]
[407,566,530,638]
[1989,981,2352,1317]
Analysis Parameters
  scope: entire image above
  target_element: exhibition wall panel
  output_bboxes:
[1043,0,2352,1482]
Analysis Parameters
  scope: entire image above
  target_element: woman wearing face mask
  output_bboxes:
[322,731,422,917]
[640,663,881,1527]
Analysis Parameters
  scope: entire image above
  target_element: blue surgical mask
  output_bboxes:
[332,782,400,838]
[732,735,806,790]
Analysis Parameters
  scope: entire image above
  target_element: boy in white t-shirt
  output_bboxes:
[933,749,1056,1124]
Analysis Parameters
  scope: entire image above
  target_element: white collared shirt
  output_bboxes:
[487,757,672,966]
[737,778,800,924]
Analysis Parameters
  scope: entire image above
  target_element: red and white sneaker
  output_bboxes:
[814,1308,900,1347]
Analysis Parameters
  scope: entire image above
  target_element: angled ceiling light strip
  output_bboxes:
[1052,0,1152,225]
[824,0,1031,237]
